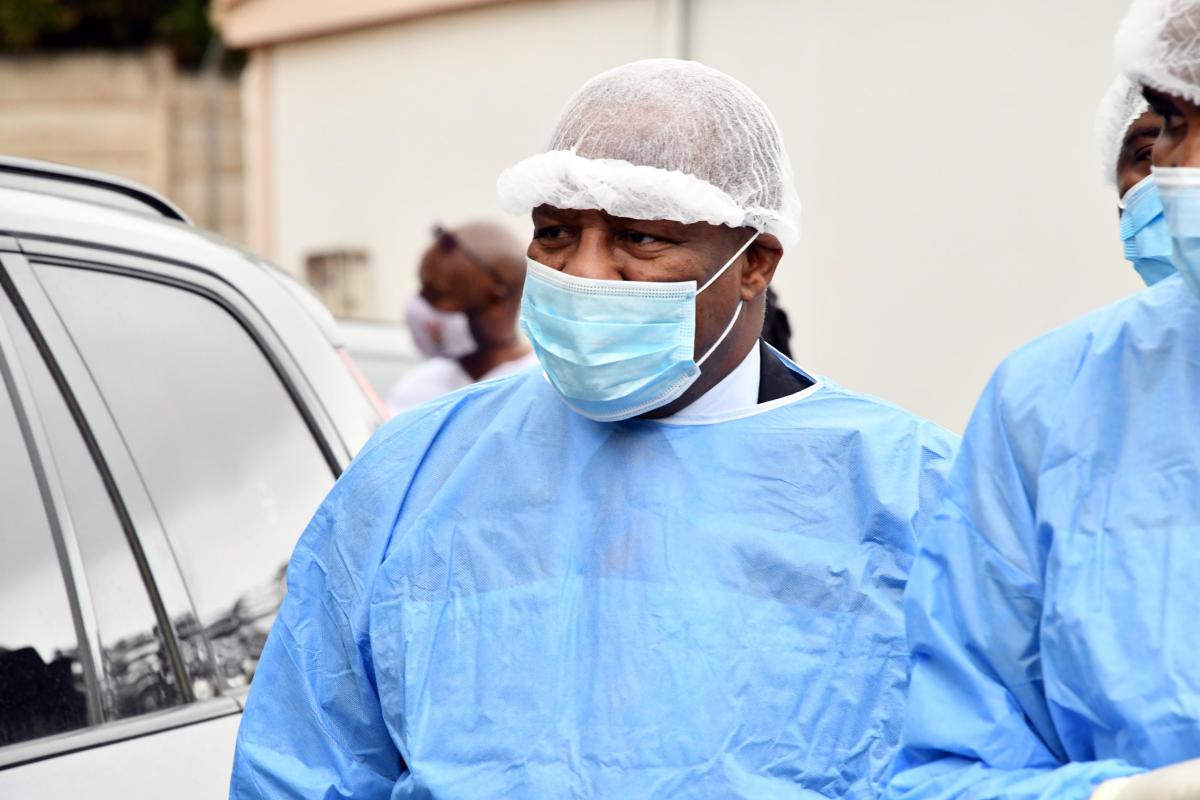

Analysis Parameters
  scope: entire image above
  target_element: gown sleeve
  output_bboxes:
[228,406,450,799]
[885,370,1144,800]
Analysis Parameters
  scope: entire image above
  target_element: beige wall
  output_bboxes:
[257,0,1141,431]
[0,50,245,241]
[692,0,1141,432]
[261,0,670,314]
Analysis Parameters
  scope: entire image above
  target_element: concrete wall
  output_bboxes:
[0,50,245,241]
[693,0,1140,432]
[256,0,1141,431]
[259,0,670,316]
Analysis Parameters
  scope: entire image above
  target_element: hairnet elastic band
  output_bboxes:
[698,231,760,293]
[497,150,798,246]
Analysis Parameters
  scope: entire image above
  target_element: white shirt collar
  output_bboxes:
[664,340,760,421]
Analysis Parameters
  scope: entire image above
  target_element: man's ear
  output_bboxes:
[740,233,783,301]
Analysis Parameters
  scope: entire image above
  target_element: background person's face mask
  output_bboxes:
[1121,174,1177,287]
[405,294,477,359]
[520,232,759,422]
[1154,167,1200,298]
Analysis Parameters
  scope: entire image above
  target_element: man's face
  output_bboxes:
[527,206,773,363]
[1147,87,1200,169]
[1117,110,1163,198]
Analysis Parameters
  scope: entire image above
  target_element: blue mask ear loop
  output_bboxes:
[695,231,761,367]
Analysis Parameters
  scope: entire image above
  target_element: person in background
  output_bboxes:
[387,221,537,415]
[230,58,957,799]
[885,3,1200,799]
[1097,74,1172,286]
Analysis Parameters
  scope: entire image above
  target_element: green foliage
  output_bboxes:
[0,0,79,49]
[0,0,223,68]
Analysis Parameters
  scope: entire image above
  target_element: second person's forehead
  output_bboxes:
[1123,115,1162,148]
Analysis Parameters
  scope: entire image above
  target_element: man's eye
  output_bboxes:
[534,226,569,240]
[1137,146,1154,162]
[620,232,661,245]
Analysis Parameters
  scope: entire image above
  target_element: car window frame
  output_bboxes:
[28,253,343,691]
[0,241,343,769]
[0,251,219,770]
[16,233,355,469]
[0,254,107,731]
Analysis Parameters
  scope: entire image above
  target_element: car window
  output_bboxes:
[1,295,188,720]
[0,318,89,747]
[34,263,335,688]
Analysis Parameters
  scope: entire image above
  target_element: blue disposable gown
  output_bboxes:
[887,274,1200,800]
[230,362,956,799]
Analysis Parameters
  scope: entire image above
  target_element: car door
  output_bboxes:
[0,243,343,797]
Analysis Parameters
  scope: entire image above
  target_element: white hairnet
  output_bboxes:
[1096,75,1151,189]
[497,59,801,246]
[1117,0,1200,107]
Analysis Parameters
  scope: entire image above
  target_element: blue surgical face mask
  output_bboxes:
[520,232,759,422]
[1155,166,1200,298]
[1120,174,1177,287]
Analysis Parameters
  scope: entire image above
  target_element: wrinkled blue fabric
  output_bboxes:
[230,362,956,799]
[520,257,703,421]
[519,233,755,422]
[886,274,1200,800]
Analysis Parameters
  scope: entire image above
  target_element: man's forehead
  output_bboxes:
[1145,84,1200,112]
[533,205,724,236]
[1124,113,1163,147]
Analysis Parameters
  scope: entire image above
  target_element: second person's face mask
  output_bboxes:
[1154,167,1200,298]
[405,294,477,359]
[1120,174,1177,287]
[520,232,759,422]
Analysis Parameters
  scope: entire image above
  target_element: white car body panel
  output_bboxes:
[0,713,241,798]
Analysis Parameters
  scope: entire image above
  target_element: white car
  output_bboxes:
[0,156,383,797]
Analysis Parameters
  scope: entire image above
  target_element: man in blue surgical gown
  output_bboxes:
[230,59,957,799]
[886,4,1200,800]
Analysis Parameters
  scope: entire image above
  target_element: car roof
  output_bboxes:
[0,159,381,466]
[0,173,343,348]
[0,156,191,224]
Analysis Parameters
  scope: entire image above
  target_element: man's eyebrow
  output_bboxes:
[1122,125,1162,149]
